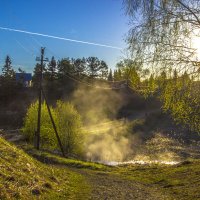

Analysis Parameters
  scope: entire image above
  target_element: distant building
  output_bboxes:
[16,73,32,87]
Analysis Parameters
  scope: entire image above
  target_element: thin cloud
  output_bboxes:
[0,26,122,50]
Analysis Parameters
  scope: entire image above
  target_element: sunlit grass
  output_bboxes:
[0,137,90,199]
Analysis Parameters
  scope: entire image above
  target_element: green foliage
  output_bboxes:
[22,101,84,156]
[32,63,43,88]
[142,74,157,97]
[124,0,200,134]
[113,68,122,81]
[0,55,17,103]
[71,57,87,79]
[86,57,108,79]
[22,101,57,149]
[116,59,141,88]
[47,56,57,81]
[55,101,84,156]
[57,58,74,78]
[159,74,200,133]
[139,69,200,133]
[107,69,113,81]
[124,0,200,72]
[2,55,15,78]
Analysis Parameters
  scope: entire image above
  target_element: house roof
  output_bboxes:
[16,73,32,82]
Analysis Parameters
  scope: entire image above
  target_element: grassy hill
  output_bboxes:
[0,136,90,200]
[1,135,200,199]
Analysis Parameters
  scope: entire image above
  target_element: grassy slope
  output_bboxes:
[0,137,90,200]
[21,145,200,200]
[1,136,200,199]
[113,161,200,200]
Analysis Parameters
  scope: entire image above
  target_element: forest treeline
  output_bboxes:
[123,0,200,134]
[0,54,199,133]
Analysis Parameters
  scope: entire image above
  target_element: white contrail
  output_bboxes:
[0,26,122,50]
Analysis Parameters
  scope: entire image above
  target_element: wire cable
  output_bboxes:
[15,39,36,57]
[64,72,127,90]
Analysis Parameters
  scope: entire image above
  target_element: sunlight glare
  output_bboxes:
[192,36,200,57]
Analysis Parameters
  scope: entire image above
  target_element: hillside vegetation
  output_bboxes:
[1,134,200,200]
[0,136,90,200]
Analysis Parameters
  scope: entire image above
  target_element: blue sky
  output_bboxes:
[0,0,129,73]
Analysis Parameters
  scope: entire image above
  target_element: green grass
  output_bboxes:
[20,143,200,199]
[112,160,200,200]
[0,137,90,199]
[1,136,200,200]
[20,144,110,171]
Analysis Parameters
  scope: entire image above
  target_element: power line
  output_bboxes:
[29,36,62,61]
[29,38,128,83]
[28,41,129,89]
[31,36,44,47]
[68,74,149,92]
[0,24,144,91]
[26,37,41,55]
[0,26,122,50]
[15,39,36,57]
[64,72,128,90]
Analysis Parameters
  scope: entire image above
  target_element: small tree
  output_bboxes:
[107,69,113,81]
[47,56,57,81]
[113,69,122,81]
[71,57,87,78]
[55,101,84,156]
[0,55,16,103]
[116,59,141,88]
[2,55,15,79]
[56,58,77,95]
[32,63,46,88]
[22,100,84,156]
[57,58,75,78]
[86,57,108,79]
[22,101,57,149]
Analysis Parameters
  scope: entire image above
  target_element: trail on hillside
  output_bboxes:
[1,129,200,200]
[72,168,170,200]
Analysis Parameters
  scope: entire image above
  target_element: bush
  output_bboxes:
[22,101,57,149]
[22,101,84,156]
[55,101,84,156]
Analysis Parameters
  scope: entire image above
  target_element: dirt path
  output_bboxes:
[0,129,24,142]
[73,169,171,200]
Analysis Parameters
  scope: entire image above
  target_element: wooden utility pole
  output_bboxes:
[41,87,65,156]
[35,47,48,150]
[34,47,65,156]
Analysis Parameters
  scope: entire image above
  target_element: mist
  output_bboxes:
[71,84,181,164]
[71,84,134,162]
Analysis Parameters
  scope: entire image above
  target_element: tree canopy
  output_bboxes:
[2,55,15,79]
[124,0,200,77]
[124,0,200,133]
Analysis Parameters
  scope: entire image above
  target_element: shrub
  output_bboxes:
[55,101,84,156]
[22,101,57,149]
[22,101,84,156]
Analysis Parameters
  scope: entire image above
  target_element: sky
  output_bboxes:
[0,0,130,73]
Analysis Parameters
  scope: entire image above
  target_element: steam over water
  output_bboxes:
[102,160,180,166]
[72,85,182,165]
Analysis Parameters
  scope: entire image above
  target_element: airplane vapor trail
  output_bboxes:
[0,26,122,50]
